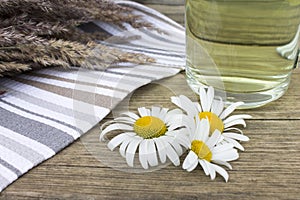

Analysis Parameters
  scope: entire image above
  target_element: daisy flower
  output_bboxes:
[171,86,251,151]
[182,117,239,182]
[99,106,190,169]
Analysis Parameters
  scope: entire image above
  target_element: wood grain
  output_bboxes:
[1,1,300,199]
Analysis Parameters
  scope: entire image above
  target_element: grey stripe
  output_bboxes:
[0,106,74,152]
[0,99,83,134]
[0,158,22,176]
[0,175,10,191]
[100,40,183,57]
[77,70,150,90]
[1,85,97,124]
[52,67,155,81]
[0,135,45,164]
[31,71,131,93]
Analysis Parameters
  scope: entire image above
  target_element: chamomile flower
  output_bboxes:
[99,106,190,169]
[182,117,239,182]
[171,86,251,150]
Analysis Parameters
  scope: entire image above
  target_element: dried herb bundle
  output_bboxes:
[0,0,154,76]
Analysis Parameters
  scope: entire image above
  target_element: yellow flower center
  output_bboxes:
[199,112,224,133]
[133,116,167,139]
[191,140,212,162]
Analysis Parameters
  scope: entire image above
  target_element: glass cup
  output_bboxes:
[185,0,300,109]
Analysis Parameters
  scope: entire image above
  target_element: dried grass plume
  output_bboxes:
[0,0,155,76]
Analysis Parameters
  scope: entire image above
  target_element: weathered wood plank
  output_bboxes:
[2,119,300,199]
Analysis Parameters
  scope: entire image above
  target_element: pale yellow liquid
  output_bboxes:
[186,0,300,108]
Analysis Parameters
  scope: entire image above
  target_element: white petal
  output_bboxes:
[170,96,181,107]
[223,132,250,142]
[206,86,215,111]
[193,117,202,140]
[199,87,209,112]
[219,102,244,119]
[195,118,210,141]
[119,135,133,158]
[125,137,143,167]
[167,118,185,131]
[210,167,216,180]
[121,112,140,120]
[211,97,224,117]
[147,140,158,167]
[167,114,190,131]
[139,140,149,169]
[184,115,197,136]
[213,148,239,161]
[171,130,190,149]
[165,144,180,166]
[163,136,183,155]
[107,133,133,151]
[211,163,229,182]
[100,123,134,141]
[223,114,252,124]
[154,138,167,163]
[171,140,183,156]
[114,117,136,124]
[183,151,198,170]
[186,159,199,172]
[224,137,245,151]
[224,119,246,129]
[159,108,169,119]
[212,143,234,154]
[164,109,183,124]
[206,130,222,149]
[205,161,216,180]
[199,159,210,175]
[212,160,232,170]
[217,134,225,144]
[151,106,161,118]
[138,107,150,117]
[195,102,202,113]
[223,127,244,134]
[171,95,198,117]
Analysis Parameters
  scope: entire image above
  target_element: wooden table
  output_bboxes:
[1,1,300,199]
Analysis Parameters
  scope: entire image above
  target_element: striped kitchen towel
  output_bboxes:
[0,1,185,192]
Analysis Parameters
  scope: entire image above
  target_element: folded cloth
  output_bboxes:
[0,1,185,192]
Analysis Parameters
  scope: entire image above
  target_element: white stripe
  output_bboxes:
[0,145,33,174]
[35,68,149,91]
[2,96,91,133]
[0,125,55,158]
[0,164,18,183]
[19,74,128,99]
[0,101,81,139]
[107,67,156,78]
[135,65,180,74]
[0,78,110,118]
[108,65,179,79]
